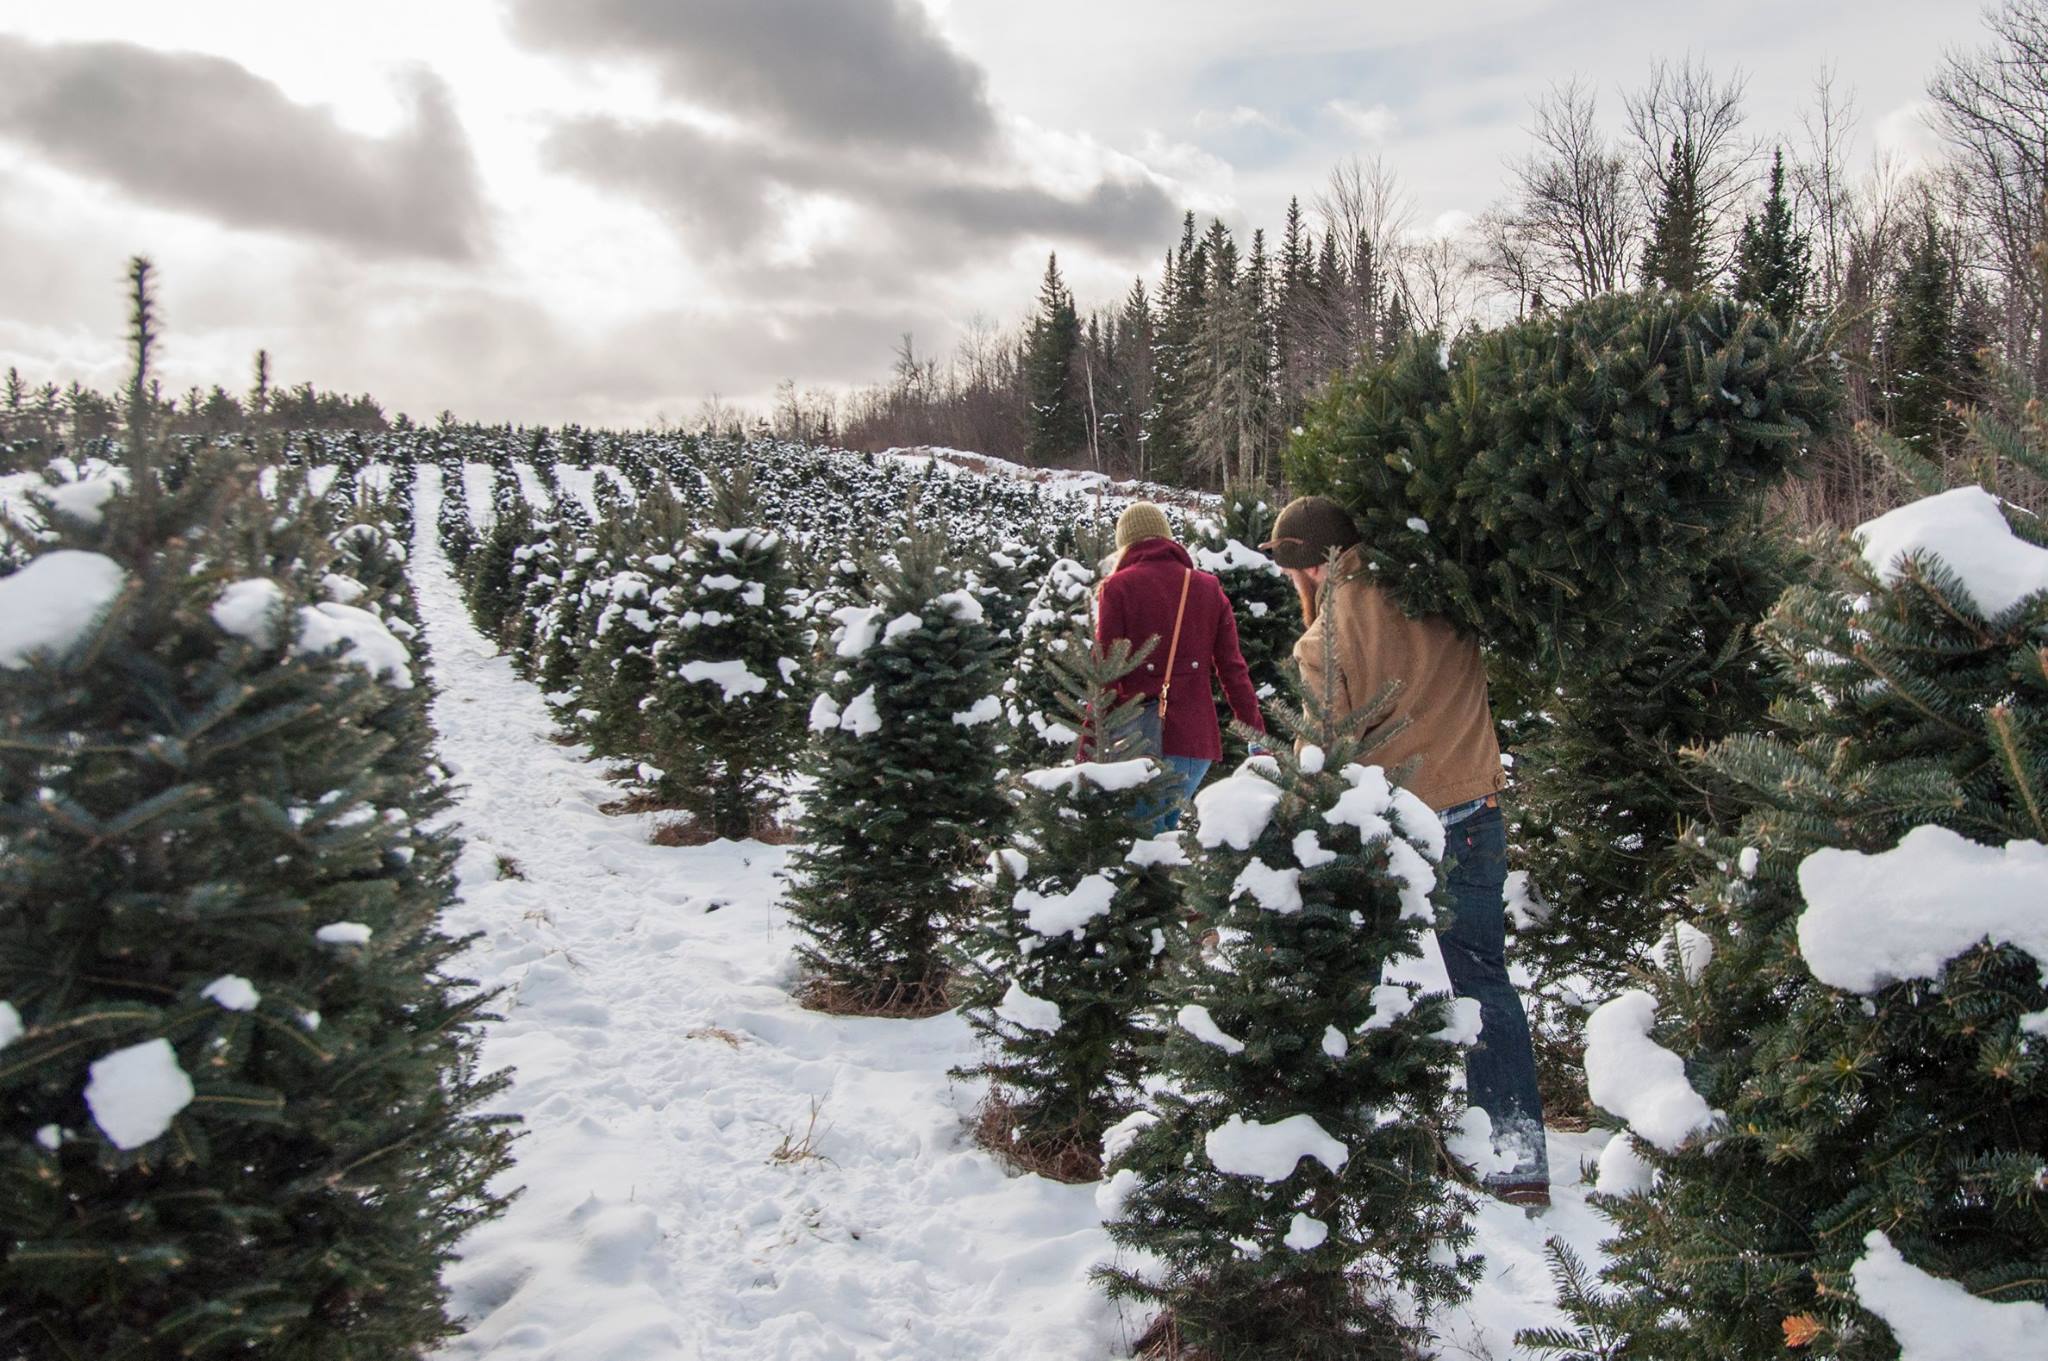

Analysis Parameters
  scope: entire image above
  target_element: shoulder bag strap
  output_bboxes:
[1156,568,1195,723]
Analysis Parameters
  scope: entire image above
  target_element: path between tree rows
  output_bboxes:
[409,467,1604,1360]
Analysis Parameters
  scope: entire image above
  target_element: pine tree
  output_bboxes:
[1639,137,1714,293]
[1732,149,1812,327]
[1025,254,1086,465]
[1549,409,2048,1359]
[1286,291,1840,677]
[786,529,1008,1014]
[0,262,513,1357]
[956,636,1182,1175]
[1097,643,1481,1359]
[1191,487,1294,760]
[1882,215,1984,457]
[646,469,807,838]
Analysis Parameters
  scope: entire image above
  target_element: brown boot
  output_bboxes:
[1486,1178,1551,1211]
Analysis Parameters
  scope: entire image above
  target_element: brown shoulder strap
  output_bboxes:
[1156,568,1195,723]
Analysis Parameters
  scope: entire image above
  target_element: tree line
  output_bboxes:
[840,4,2048,525]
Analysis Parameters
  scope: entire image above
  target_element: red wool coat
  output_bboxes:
[1094,537,1266,761]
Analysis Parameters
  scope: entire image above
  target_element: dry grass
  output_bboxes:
[599,790,687,817]
[769,1098,833,1166]
[495,854,526,881]
[546,730,581,746]
[685,1026,745,1049]
[750,810,798,845]
[650,816,720,847]
[970,1093,1102,1184]
[796,972,953,1019]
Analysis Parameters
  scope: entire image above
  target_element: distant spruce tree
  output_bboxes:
[956,635,1181,1177]
[1639,136,1715,293]
[1732,149,1812,327]
[1025,254,1086,465]
[786,528,1008,1014]
[1531,406,2048,1360]
[1882,215,1987,457]
[0,260,513,1358]
[1097,629,1480,1360]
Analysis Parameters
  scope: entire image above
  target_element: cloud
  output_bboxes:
[506,0,995,156]
[1193,106,1297,136]
[1326,99,1398,142]
[542,115,1178,278]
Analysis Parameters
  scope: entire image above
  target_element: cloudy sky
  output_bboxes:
[0,1,1983,426]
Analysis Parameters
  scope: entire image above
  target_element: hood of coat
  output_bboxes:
[1113,536,1194,573]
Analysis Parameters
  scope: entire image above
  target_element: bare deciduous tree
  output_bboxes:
[1506,79,1640,303]
[1623,57,1756,283]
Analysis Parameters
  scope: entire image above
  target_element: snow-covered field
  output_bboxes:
[409,468,1610,1360]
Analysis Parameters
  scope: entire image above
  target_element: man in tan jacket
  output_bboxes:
[1263,495,1548,1208]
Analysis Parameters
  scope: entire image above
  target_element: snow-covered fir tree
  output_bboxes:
[1534,411,2048,1360]
[1097,638,1481,1360]
[1005,555,1098,758]
[0,264,513,1356]
[785,528,1008,1014]
[646,470,807,837]
[956,635,1184,1177]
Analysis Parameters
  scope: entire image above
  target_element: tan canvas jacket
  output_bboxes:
[1292,547,1507,813]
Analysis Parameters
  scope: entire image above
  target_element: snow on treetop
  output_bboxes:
[832,605,884,657]
[0,550,126,670]
[1797,826,2048,994]
[84,1037,194,1151]
[1126,834,1189,868]
[1193,539,1280,576]
[297,602,415,689]
[1851,1230,2048,1360]
[1191,768,1282,850]
[1324,764,1445,862]
[950,695,1002,728]
[881,612,923,643]
[1231,857,1303,914]
[676,658,770,702]
[700,527,778,557]
[1017,872,1119,938]
[1021,760,1157,796]
[935,589,984,623]
[201,975,261,1012]
[996,981,1062,1034]
[212,577,287,644]
[1203,1112,1348,1182]
[1101,1109,1159,1165]
[1583,989,1715,1153]
[1854,485,2048,618]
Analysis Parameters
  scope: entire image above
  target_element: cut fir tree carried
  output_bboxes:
[1097,630,1488,1361]
[955,634,1186,1180]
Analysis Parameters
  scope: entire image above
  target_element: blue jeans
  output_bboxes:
[1439,804,1548,1183]
[1129,702,1209,833]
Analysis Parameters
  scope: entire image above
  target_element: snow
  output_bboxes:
[1449,1107,1511,1180]
[201,975,261,1011]
[322,571,368,604]
[0,550,126,669]
[832,605,884,657]
[0,1001,20,1049]
[1204,1113,1348,1182]
[936,589,984,623]
[1176,1004,1246,1054]
[1101,1110,1159,1165]
[1018,873,1119,938]
[1797,826,2048,993]
[838,686,882,736]
[1594,1132,1655,1195]
[1505,870,1550,930]
[44,473,123,524]
[1854,486,2048,618]
[1320,1025,1347,1058]
[996,982,1063,1034]
[297,602,414,688]
[1292,829,1336,868]
[1126,835,1189,868]
[1192,770,1283,850]
[1231,858,1304,914]
[1851,1231,2048,1360]
[1021,760,1157,796]
[950,694,1002,727]
[83,1038,194,1151]
[1361,982,1417,1031]
[881,611,923,644]
[316,922,373,945]
[676,659,769,702]
[807,692,842,733]
[1658,921,1715,983]
[1435,996,1484,1046]
[1283,1214,1329,1252]
[1583,989,1715,1153]
[1405,516,1431,535]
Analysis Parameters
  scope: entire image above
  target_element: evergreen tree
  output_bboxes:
[1191,486,1295,739]
[1732,149,1812,327]
[1003,555,1098,759]
[1639,136,1714,293]
[1097,645,1481,1359]
[1110,278,1156,474]
[1544,412,2048,1359]
[786,529,1008,1014]
[569,489,690,761]
[1883,215,1985,456]
[956,636,1182,1175]
[0,263,513,1357]
[1025,254,1086,465]
[1286,291,1840,677]
[647,470,807,838]
[1150,214,1209,483]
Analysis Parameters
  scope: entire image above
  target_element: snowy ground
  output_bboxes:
[410,466,1609,1360]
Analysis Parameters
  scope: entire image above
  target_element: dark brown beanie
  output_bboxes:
[1260,495,1361,569]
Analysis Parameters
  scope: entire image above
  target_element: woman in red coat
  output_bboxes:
[1095,502,1267,829]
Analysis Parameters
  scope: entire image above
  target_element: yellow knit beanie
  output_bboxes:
[1115,501,1173,550]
